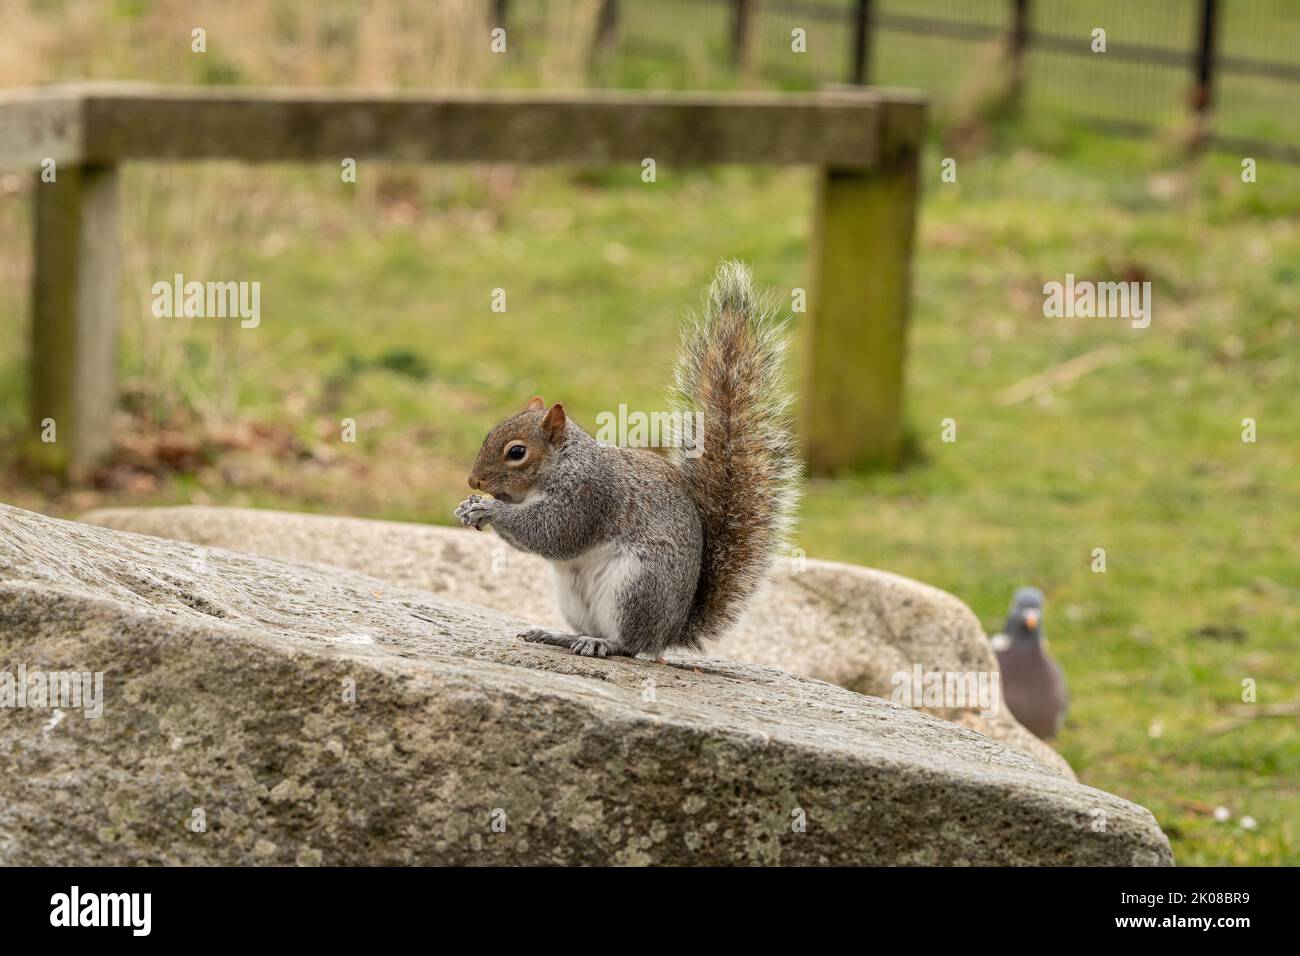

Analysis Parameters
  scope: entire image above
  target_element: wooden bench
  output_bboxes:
[0,83,925,477]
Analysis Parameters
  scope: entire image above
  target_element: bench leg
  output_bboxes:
[30,162,120,480]
[802,153,921,474]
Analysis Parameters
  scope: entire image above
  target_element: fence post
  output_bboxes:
[732,0,758,80]
[1007,0,1031,103]
[30,163,121,479]
[801,97,925,473]
[1191,0,1220,144]
[592,0,620,61]
[849,0,873,85]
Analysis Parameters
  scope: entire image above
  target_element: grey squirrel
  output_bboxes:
[455,260,800,659]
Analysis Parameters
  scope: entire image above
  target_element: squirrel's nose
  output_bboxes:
[468,475,482,491]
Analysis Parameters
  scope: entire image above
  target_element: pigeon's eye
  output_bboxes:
[505,442,527,463]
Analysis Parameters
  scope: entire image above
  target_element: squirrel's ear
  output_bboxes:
[541,402,566,443]
[525,396,545,412]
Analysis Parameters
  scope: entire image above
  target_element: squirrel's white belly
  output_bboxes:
[550,541,640,641]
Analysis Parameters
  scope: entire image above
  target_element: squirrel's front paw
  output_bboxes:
[455,495,495,531]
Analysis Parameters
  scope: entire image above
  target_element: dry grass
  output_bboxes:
[0,0,606,89]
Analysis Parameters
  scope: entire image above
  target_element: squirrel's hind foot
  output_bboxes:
[518,626,580,648]
[570,636,614,658]
[517,628,620,658]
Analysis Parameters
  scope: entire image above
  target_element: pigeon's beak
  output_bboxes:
[1023,609,1040,631]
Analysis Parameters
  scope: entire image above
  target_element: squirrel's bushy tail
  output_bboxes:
[668,260,801,647]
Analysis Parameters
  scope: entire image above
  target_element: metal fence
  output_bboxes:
[503,0,1300,161]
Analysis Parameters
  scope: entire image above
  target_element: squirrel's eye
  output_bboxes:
[506,443,527,462]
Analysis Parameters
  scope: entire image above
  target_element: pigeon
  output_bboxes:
[991,587,1068,740]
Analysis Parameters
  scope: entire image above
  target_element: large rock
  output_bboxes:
[0,502,1172,865]
[82,506,1071,776]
